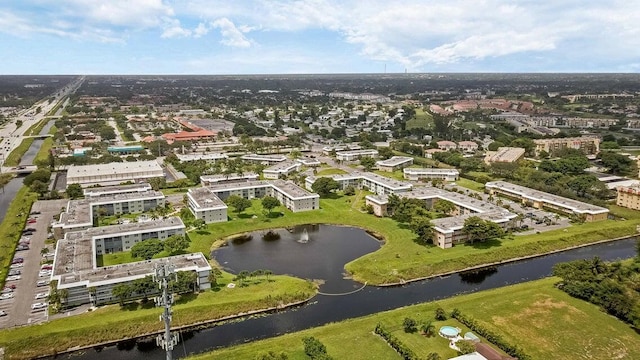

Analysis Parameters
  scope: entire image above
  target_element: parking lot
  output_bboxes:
[1,199,67,328]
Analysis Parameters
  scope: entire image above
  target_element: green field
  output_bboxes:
[3,138,35,167]
[373,169,406,181]
[406,108,434,129]
[0,274,316,359]
[453,178,486,192]
[187,192,640,285]
[191,277,640,360]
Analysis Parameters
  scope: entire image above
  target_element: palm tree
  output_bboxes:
[263,269,273,282]
[421,321,436,337]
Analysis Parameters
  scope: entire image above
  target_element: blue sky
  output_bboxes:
[1,0,640,74]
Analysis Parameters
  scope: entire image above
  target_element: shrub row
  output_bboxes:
[374,323,419,360]
[450,309,530,360]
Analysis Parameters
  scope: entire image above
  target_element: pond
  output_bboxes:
[212,224,383,294]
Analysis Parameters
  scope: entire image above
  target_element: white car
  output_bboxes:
[35,292,49,300]
[6,275,21,281]
[10,263,23,269]
[38,271,52,277]
[0,293,14,300]
[0,310,6,317]
[36,280,49,287]
[31,302,47,311]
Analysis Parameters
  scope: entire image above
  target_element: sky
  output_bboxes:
[1,0,640,74]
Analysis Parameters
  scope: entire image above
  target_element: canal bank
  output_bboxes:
[47,236,636,360]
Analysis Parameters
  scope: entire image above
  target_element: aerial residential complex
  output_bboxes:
[486,181,609,221]
[403,168,460,182]
[189,179,320,223]
[262,160,301,179]
[615,185,640,210]
[375,156,414,172]
[335,149,378,161]
[200,173,259,186]
[306,171,413,196]
[365,186,516,248]
[484,147,526,164]
[52,184,165,239]
[66,160,165,187]
[532,136,600,156]
[240,153,288,164]
[51,217,206,307]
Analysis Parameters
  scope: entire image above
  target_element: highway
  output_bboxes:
[0,76,84,171]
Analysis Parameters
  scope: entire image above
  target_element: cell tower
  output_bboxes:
[154,263,179,360]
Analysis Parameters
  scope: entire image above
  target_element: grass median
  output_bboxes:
[3,138,35,167]
[0,186,37,289]
[191,277,640,360]
[188,192,640,285]
[0,273,316,359]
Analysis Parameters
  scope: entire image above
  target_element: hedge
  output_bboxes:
[374,323,419,360]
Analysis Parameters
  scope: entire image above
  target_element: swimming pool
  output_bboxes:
[439,326,460,338]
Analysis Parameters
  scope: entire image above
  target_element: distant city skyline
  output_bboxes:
[2,0,640,74]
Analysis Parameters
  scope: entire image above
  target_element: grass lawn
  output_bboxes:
[406,108,434,130]
[192,277,640,360]
[373,170,406,181]
[188,192,640,285]
[32,127,57,165]
[315,167,347,176]
[0,187,38,288]
[4,138,35,167]
[161,187,191,195]
[453,178,486,192]
[0,274,316,360]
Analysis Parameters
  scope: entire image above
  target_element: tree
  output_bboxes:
[170,271,198,294]
[600,151,635,175]
[193,218,206,229]
[148,177,166,191]
[360,156,376,171]
[456,340,476,355]
[208,267,223,286]
[131,276,156,301]
[302,337,332,360]
[434,199,456,216]
[23,169,50,187]
[112,284,133,306]
[163,235,190,255]
[343,186,356,196]
[30,180,49,197]
[255,351,289,360]
[426,353,441,360]
[311,177,340,197]
[434,307,447,320]
[403,317,417,333]
[421,321,436,337]
[226,195,252,213]
[66,183,83,199]
[261,196,281,215]
[567,174,598,197]
[462,216,506,244]
[487,141,505,151]
[130,239,164,260]
[410,216,434,245]
[377,147,393,160]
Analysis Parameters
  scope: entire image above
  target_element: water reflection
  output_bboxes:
[458,267,498,284]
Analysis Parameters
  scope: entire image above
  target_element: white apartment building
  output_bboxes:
[66,160,165,187]
[263,160,301,179]
[241,153,288,164]
[403,168,459,182]
[376,156,414,172]
[82,183,153,197]
[335,149,379,161]
[187,187,229,224]
[200,173,259,186]
[52,189,166,239]
[176,153,228,163]
[306,172,412,196]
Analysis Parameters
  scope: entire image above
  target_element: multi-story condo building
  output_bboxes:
[176,153,228,163]
[52,188,166,239]
[66,160,165,187]
[532,136,600,156]
[616,185,640,210]
[335,149,378,161]
[240,153,288,164]
[263,160,301,179]
[403,168,459,182]
[484,147,525,164]
[486,181,609,221]
[376,156,414,172]
[200,173,259,186]
[306,172,412,196]
[187,187,229,224]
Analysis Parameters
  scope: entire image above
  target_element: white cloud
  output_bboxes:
[161,18,192,38]
[211,18,251,48]
[193,23,210,38]
[59,0,175,28]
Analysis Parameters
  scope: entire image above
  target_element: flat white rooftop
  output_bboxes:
[176,153,228,162]
[188,187,229,210]
[241,153,287,162]
[83,183,152,197]
[331,171,413,191]
[264,160,301,173]
[376,156,413,167]
[403,168,460,175]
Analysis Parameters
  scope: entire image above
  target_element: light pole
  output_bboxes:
[154,263,178,360]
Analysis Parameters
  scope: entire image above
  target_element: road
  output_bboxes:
[0,76,84,167]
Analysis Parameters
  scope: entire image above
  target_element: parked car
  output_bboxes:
[4,284,16,290]
[0,293,14,300]
[16,245,29,251]
[6,275,21,281]
[36,280,49,287]
[1,288,13,294]
[0,310,7,317]
[34,292,49,300]
[25,227,36,232]
[38,271,52,277]
[12,257,24,264]
[31,302,47,311]
[27,219,36,224]
[8,269,20,276]
[40,264,53,270]
[10,263,23,269]
[30,211,41,215]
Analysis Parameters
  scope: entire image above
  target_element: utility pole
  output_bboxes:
[154,263,178,360]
